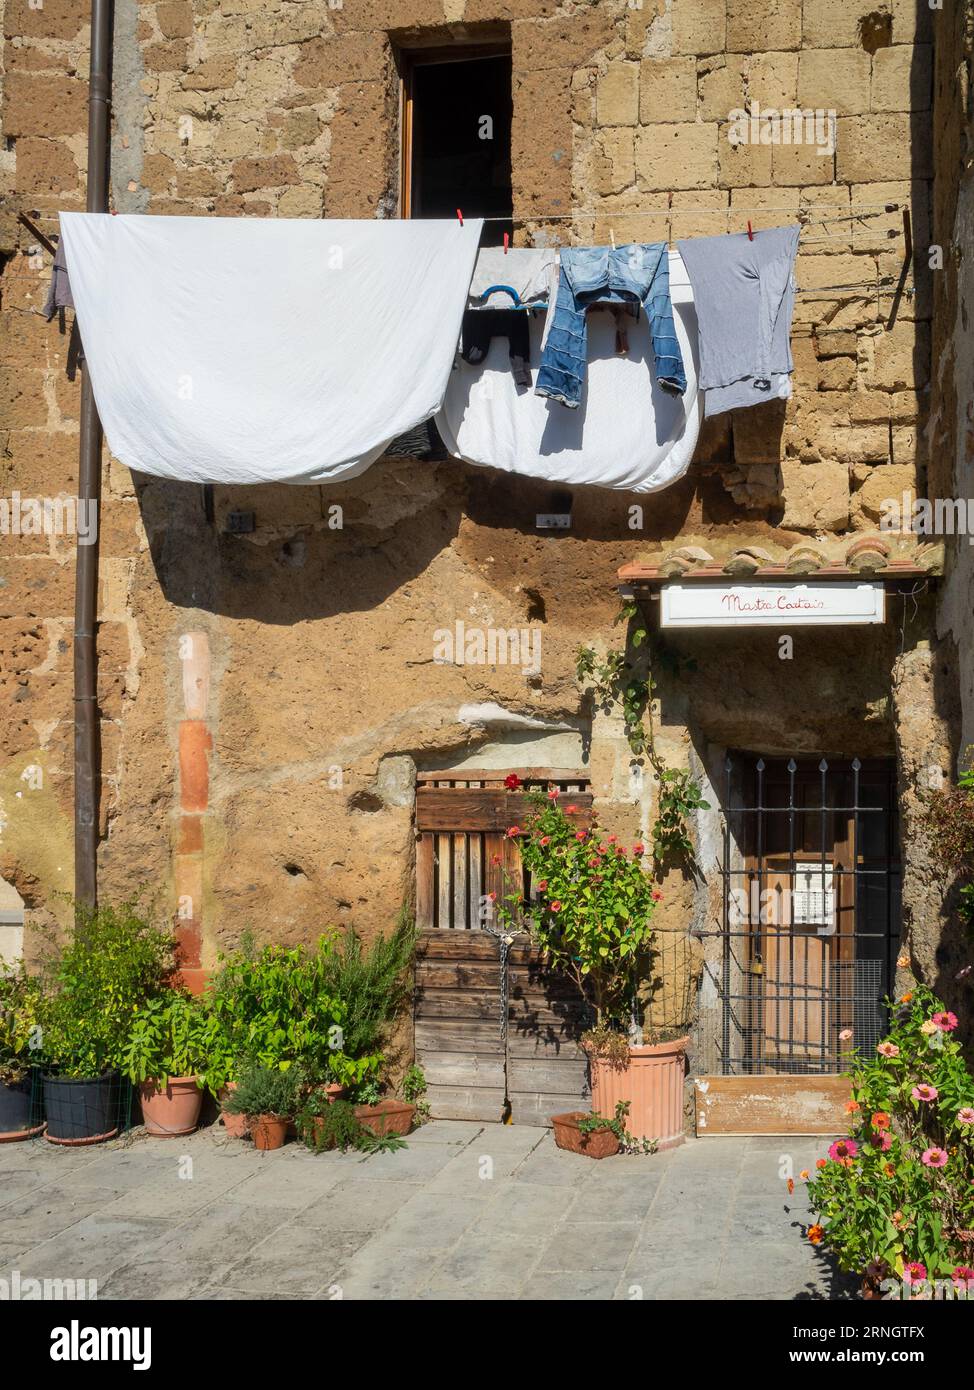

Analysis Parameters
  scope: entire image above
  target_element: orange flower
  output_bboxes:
[901,992,913,1003]
[815,1158,827,1169]
[844,1100,860,1114]
[808,1224,825,1245]
[799,1169,809,1181]
[787,1178,795,1195]
[871,1111,891,1131]
[884,1163,895,1178]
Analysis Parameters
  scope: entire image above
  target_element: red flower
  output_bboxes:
[506,825,521,839]
[596,844,607,856]
[537,879,548,891]
[565,804,579,814]
[607,834,617,844]
[615,846,626,857]
[539,835,550,847]
[547,787,560,801]
[487,891,497,902]
[491,853,502,865]
[815,1158,827,1170]
[633,843,645,856]
[550,900,563,912]
[504,773,521,790]
[575,831,587,842]
[652,889,663,902]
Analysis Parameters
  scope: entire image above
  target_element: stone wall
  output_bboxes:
[0,1,946,993]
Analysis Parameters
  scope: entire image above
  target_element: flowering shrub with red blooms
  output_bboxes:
[495,787,658,1031]
[802,981,974,1287]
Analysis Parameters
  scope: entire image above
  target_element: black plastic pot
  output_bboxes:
[43,1071,120,1143]
[0,1077,32,1134]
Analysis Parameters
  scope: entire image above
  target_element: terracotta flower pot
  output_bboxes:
[139,1077,203,1138]
[551,1111,620,1159]
[321,1083,345,1104]
[251,1114,288,1151]
[219,1082,249,1138]
[354,1099,416,1138]
[588,1035,689,1149]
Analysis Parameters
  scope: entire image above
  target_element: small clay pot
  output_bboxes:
[250,1114,288,1151]
[219,1082,249,1139]
[354,1099,416,1138]
[551,1111,620,1159]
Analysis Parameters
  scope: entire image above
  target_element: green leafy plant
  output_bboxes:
[221,1062,304,1121]
[576,1101,658,1155]
[400,1063,430,1124]
[354,1078,382,1106]
[35,899,176,1079]
[0,965,43,1086]
[576,603,708,868]
[317,911,415,1066]
[801,981,974,1286]
[204,935,352,1088]
[123,990,210,1090]
[296,1094,406,1154]
[497,789,658,1037]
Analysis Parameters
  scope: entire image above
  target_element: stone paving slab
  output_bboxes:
[0,1120,852,1300]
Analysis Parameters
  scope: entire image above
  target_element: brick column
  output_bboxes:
[174,631,211,993]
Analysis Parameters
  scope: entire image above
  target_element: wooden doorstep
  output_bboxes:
[693,1074,851,1136]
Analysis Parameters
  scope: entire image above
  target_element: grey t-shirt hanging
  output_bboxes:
[676,224,800,417]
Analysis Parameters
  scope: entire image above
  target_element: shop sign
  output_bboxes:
[660,581,885,628]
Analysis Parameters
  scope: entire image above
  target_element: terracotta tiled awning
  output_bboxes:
[618,536,943,585]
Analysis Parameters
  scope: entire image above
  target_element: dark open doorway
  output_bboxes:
[401,46,513,248]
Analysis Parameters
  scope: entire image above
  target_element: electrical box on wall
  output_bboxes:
[224,510,256,535]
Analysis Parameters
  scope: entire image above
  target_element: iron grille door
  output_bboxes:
[712,755,900,1076]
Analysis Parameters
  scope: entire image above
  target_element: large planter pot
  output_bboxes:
[43,1071,119,1146]
[219,1083,249,1138]
[588,1036,689,1149]
[354,1099,415,1138]
[0,1075,44,1142]
[551,1111,620,1159]
[139,1076,203,1138]
[250,1114,288,1151]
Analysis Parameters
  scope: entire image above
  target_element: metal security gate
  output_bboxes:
[698,755,901,1077]
[413,770,594,1122]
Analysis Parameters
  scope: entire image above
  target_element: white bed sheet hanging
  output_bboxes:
[58,213,483,486]
[435,248,703,494]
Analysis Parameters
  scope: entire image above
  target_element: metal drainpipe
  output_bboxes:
[74,0,113,907]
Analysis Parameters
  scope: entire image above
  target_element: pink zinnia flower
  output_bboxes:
[828,1139,858,1162]
[952,1265,974,1281]
[903,1262,927,1285]
[877,1041,899,1058]
[867,1131,893,1152]
[932,1011,958,1032]
[549,900,562,913]
[921,1147,948,1168]
[957,1108,974,1126]
[912,1084,939,1102]
[536,880,548,892]
[506,825,521,839]
[632,842,645,856]
[651,889,663,902]
[547,787,560,800]
[575,831,587,841]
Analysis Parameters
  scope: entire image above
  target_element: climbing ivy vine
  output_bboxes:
[576,599,710,869]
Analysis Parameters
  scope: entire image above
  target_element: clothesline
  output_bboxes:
[480,203,904,220]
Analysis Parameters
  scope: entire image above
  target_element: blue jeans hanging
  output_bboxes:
[535,243,686,408]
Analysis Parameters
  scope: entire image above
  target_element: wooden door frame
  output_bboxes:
[398,42,512,220]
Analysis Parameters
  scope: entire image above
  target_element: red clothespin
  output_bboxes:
[456,208,464,227]
[503,231,509,255]
[747,220,754,241]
